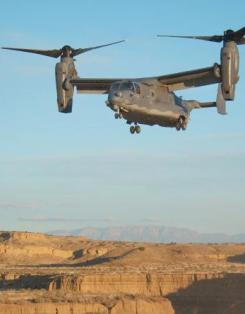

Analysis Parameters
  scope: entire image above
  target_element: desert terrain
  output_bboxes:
[0,231,245,313]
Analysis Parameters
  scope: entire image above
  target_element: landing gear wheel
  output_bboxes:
[135,125,141,134]
[176,123,181,131]
[176,116,186,131]
[182,125,187,131]
[115,112,122,119]
[130,126,135,134]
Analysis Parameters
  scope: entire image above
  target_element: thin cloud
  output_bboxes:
[0,202,38,211]
[18,216,117,223]
[139,217,159,224]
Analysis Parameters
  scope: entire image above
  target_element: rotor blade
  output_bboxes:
[157,34,223,43]
[232,26,245,41]
[1,47,61,58]
[72,40,125,57]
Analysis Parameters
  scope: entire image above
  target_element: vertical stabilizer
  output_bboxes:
[216,83,227,115]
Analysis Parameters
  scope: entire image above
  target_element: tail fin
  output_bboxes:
[188,84,227,114]
[216,83,227,115]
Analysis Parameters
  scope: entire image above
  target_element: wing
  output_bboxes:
[70,64,221,94]
[156,64,221,91]
[71,78,124,94]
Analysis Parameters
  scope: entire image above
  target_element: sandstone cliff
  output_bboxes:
[0,231,245,313]
[0,297,174,314]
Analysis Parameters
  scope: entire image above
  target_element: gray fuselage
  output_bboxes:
[107,80,190,129]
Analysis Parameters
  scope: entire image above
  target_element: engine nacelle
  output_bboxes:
[220,42,239,100]
[55,59,75,113]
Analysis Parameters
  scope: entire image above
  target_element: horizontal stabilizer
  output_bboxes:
[198,102,216,108]
[188,93,226,115]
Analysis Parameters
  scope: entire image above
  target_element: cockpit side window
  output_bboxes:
[173,93,182,106]
[134,83,140,94]
[111,83,120,92]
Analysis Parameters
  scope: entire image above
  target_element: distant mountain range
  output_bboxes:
[50,225,245,243]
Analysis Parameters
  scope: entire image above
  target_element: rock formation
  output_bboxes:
[0,231,245,313]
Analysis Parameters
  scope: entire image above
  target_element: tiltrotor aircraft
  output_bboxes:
[2,27,245,134]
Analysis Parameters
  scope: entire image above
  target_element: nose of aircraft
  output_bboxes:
[114,91,122,97]
[107,91,123,108]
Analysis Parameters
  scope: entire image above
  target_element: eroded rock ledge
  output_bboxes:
[0,231,245,313]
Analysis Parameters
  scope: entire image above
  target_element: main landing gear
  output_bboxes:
[176,116,187,131]
[130,124,141,134]
[115,112,141,134]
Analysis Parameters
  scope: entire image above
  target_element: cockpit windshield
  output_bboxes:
[120,82,134,91]
[111,81,140,94]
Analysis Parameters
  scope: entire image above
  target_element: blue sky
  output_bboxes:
[0,0,245,234]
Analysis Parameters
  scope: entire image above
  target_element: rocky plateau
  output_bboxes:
[0,231,245,313]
